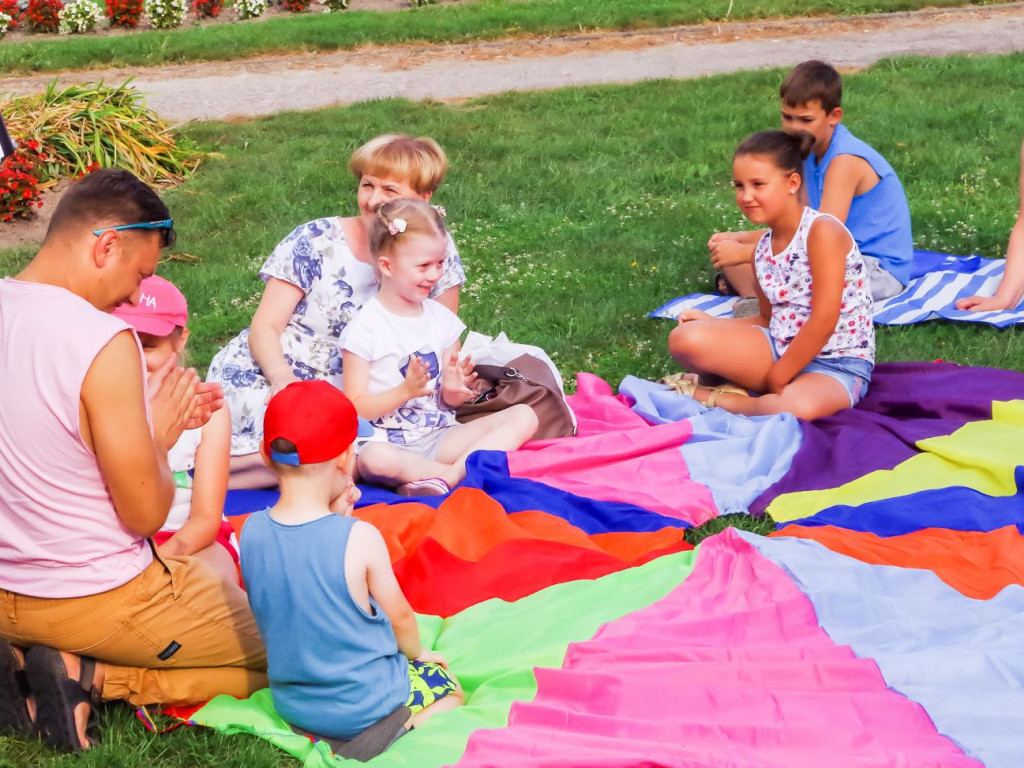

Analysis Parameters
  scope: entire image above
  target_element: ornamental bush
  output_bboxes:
[25,0,62,32]
[144,0,186,28]
[0,9,12,34]
[58,0,102,32]
[323,0,346,11]
[191,0,220,18]
[280,0,309,12]
[0,0,20,28]
[105,0,142,26]
[0,141,51,222]
[233,0,264,19]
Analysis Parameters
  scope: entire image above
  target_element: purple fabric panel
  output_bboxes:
[751,362,1024,515]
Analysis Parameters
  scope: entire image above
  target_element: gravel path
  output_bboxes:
[2,3,1024,123]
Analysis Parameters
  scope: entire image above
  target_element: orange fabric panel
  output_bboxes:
[773,524,1024,599]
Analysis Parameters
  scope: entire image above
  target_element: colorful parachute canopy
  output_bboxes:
[172,362,1024,767]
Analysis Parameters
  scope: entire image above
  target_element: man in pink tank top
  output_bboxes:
[0,170,267,752]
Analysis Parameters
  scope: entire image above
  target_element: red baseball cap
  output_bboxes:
[112,275,188,336]
[263,381,373,466]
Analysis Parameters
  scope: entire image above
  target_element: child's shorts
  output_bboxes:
[393,426,460,461]
[406,660,459,713]
[757,327,873,408]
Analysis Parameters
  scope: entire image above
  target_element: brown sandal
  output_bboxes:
[24,646,101,752]
[0,639,34,738]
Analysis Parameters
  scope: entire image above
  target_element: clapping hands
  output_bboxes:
[402,354,435,400]
[441,351,478,407]
[148,352,226,450]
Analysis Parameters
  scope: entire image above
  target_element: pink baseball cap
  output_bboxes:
[112,275,188,336]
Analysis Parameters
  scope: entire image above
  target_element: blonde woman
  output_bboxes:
[208,135,465,487]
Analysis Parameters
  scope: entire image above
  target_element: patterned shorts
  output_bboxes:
[406,660,459,713]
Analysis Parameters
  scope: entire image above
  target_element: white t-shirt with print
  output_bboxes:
[341,297,466,445]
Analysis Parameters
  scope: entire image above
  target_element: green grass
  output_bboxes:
[2,51,1024,765]
[0,0,1005,75]
[686,512,778,545]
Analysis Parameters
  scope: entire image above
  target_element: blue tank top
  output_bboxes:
[240,511,409,739]
[803,123,913,286]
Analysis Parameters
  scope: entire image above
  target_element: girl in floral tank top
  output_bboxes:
[669,131,875,421]
[755,206,874,361]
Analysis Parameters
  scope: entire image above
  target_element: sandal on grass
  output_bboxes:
[0,638,34,738]
[24,646,101,752]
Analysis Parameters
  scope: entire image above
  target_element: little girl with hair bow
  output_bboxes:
[341,198,538,496]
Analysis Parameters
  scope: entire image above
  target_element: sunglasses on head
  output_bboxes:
[92,218,176,249]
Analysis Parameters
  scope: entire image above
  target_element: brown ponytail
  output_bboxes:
[734,130,814,183]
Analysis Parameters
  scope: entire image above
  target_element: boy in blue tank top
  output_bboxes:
[710,59,913,303]
[240,381,462,744]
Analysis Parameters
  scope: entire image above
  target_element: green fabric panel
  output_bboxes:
[769,400,1024,522]
[188,549,698,767]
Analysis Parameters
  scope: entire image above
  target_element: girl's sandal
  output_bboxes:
[658,372,701,396]
[704,385,750,409]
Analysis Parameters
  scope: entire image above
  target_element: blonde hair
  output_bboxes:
[348,134,448,195]
[368,198,447,260]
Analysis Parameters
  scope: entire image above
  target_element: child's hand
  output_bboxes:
[156,535,189,559]
[765,363,791,395]
[329,477,360,516]
[709,239,752,269]
[265,373,301,404]
[677,309,712,324]
[402,355,434,400]
[441,351,477,406]
[415,649,449,668]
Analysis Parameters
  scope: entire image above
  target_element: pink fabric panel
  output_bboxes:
[509,374,716,525]
[563,373,649,436]
[457,530,980,768]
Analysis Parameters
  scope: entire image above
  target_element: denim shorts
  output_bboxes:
[757,327,873,407]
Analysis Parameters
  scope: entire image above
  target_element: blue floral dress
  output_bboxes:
[207,217,466,455]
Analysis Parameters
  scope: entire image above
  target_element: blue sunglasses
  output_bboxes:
[93,218,176,248]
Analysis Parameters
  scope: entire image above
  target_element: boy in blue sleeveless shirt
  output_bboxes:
[240,381,462,744]
[710,60,913,302]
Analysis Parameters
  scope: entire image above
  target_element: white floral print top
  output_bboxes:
[754,207,874,361]
[207,217,465,455]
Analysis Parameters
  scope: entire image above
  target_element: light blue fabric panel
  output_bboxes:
[741,531,1024,768]
[620,377,801,513]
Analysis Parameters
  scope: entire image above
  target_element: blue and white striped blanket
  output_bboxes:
[650,251,1024,327]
